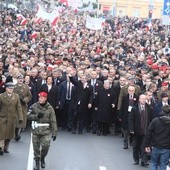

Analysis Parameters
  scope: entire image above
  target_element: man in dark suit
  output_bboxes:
[35,71,47,98]
[113,76,127,135]
[117,75,141,111]
[95,80,116,136]
[153,92,170,118]
[59,76,75,131]
[97,68,109,83]
[120,85,138,149]
[30,68,39,85]
[129,94,152,167]
[69,73,93,134]
[87,70,103,133]
[52,69,66,86]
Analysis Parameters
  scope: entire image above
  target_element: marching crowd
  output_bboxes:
[0,3,170,170]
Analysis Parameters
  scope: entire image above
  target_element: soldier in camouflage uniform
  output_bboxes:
[27,91,57,170]
[13,74,32,141]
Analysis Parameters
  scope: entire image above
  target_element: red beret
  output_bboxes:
[54,60,62,65]
[147,59,153,65]
[159,66,167,71]
[162,82,169,87]
[151,64,159,69]
[69,49,74,53]
[38,92,48,98]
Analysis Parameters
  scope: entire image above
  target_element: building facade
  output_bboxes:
[98,0,164,18]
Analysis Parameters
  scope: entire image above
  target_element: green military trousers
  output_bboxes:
[32,134,51,160]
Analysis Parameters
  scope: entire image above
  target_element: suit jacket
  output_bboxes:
[120,94,138,129]
[39,84,59,109]
[30,76,39,85]
[157,90,170,101]
[153,100,170,119]
[136,80,147,94]
[97,76,108,83]
[53,76,66,86]
[59,80,76,109]
[35,78,46,96]
[70,76,93,112]
[27,81,37,106]
[129,104,152,135]
[117,84,141,110]
[88,79,103,105]
[113,83,122,107]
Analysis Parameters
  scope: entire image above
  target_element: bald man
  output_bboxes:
[129,94,152,167]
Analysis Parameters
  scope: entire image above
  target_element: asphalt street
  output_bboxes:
[0,129,151,170]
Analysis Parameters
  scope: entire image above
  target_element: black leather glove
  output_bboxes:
[19,96,26,104]
[52,136,56,141]
[37,112,44,119]
[19,120,23,124]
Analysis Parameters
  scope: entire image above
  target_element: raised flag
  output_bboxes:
[30,32,38,39]
[20,18,27,26]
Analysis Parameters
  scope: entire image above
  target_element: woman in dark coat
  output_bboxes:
[39,76,59,110]
[95,80,115,135]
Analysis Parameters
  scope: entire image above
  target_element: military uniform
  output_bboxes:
[27,101,57,170]
[0,91,23,153]
[13,83,32,128]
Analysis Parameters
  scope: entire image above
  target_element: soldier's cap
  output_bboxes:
[5,82,14,88]
[128,75,135,80]
[161,92,168,98]
[17,74,24,79]
[162,105,170,115]
[38,92,48,98]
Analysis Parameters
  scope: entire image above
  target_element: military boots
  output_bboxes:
[34,159,40,170]
[41,157,45,168]
[14,128,21,141]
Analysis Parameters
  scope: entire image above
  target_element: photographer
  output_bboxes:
[144,105,170,170]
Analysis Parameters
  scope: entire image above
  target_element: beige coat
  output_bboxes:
[14,83,32,128]
[0,92,23,139]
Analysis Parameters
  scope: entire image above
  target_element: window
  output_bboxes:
[133,8,140,17]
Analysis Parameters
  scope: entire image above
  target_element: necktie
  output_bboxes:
[67,82,71,100]
[130,95,133,99]
[92,80,95,99]
[141,105,145,111]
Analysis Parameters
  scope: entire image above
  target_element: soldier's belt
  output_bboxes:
[32,121,50,129]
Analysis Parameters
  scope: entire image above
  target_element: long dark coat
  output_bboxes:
[39,84,59,110]
[0,92,23,139]
[129,104,152,135]
[69,77,93,113]
[96,88,115,123]
[120,94,138,129]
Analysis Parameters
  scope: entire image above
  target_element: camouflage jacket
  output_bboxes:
[27,102,57,136]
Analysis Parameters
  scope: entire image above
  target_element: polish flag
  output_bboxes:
[30,32,38,39]
[20,18,27,26]
[16,14,24,20]
[51,16,59,27]
[35,17,43,24]
[35,4,59,27]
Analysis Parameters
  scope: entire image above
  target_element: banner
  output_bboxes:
[85,16,105,30]
[35,5,59,26]
[68,0,83,9]
[162,0,170,25]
